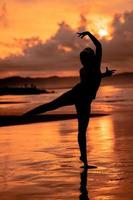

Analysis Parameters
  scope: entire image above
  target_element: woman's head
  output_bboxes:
[80,47,95,67]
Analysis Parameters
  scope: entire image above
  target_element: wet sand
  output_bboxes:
[0,109,133,200]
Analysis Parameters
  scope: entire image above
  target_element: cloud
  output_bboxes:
[102,10,133,64]
[0,20,88,75]
[13,37,42,49]
[0,10,133,77]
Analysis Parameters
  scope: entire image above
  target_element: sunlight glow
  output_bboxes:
[88,116,115,160]
[98,29,108,37]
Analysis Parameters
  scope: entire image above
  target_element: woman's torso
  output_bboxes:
[71,66,101,100]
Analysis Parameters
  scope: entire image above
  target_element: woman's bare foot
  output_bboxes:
[80,156,87,164]
[80,156,88,166]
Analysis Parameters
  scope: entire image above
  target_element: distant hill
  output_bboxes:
[0,72,133,89]
[0,76,79,89]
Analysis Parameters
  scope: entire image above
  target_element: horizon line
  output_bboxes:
[0,71,133,79]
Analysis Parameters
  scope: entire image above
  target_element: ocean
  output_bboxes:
[0,82,132,115]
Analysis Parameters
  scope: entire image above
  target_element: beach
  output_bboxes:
[0,84,133,200]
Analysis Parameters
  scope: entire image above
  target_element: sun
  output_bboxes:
[98,29,108,37]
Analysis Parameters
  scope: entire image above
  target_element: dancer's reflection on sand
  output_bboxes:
[79,168,90,200]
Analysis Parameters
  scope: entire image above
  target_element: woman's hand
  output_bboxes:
[105,67,116,77]
[77,31,89,39]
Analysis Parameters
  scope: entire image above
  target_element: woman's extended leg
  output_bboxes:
[75,101,91,167]
[23,90,75,116]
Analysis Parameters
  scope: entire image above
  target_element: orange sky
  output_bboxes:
[0,0,133,77]
[0,0,132,57]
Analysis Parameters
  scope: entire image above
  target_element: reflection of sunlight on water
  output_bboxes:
[92,101,114,113]
[0,122,63,190]
[88,115,115,162]
[99,85,122,96]
[87,116,129,199]
[0,111,133,199]
[0,120,78,189]
[93,85,124,113]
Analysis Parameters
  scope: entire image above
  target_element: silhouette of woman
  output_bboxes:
[23,31,115,168]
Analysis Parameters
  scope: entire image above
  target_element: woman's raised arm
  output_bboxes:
[77,31,102,67]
